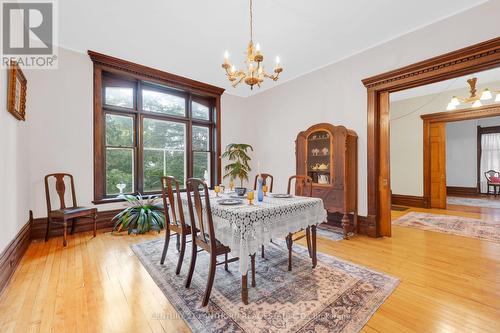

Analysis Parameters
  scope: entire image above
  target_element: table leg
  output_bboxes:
[241,274,248,305]
[250,254,256,287]
[312,225,317,269]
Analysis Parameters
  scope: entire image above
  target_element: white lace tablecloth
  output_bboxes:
[177,192,327,274]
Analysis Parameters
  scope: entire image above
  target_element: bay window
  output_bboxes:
[89,51,223,202]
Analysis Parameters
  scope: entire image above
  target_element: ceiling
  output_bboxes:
[59,0,487,97]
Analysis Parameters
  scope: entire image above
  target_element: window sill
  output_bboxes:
[92,197,126,205]
[92,194,164,205]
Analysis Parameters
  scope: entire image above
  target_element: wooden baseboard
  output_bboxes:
[446,186,478,196]
[391,194,429,208]
[0,211,33,296]
[30,209,122,240]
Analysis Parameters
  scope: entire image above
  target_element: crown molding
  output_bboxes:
[362,37,500,91]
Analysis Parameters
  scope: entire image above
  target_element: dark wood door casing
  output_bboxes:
[363,37,500,237]
[420,104,500,206]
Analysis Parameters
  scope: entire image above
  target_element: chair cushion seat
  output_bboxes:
[50,206,97,219]
[489,176,500,184]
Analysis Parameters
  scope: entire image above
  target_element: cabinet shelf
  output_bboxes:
[308,154,329,158]
[307,137,330,142]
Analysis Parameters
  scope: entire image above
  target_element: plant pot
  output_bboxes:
[235,187,247,196]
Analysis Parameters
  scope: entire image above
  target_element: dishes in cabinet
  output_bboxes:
[318,174,329,184]
[311,148,320,156]
[311,163,329,171]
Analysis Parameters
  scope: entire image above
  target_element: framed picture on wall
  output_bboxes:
[7,60,27,121]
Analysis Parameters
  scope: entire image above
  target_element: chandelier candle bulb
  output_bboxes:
[472,100,482,108]
[496,93,500,102]
[480,89,492,100]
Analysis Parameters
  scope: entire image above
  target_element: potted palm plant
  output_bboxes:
[222,143,253,196]
[112,194,165,234]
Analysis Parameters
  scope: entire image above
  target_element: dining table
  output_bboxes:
[178,190,327,304]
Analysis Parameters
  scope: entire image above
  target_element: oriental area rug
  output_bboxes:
[393,212,500,243]
[131,238,398,333]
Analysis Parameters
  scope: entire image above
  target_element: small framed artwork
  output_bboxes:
[7,60,27,121]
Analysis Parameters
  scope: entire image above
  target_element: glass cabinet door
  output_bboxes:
[306,130,332,185]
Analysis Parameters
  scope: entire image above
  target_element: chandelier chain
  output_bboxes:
[249,0,253,43]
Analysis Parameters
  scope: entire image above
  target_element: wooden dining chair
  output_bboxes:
[253,173,274,192]
[485,170,500,196]
[44,173,97,246]
[160,176,192,275]
[184,178,255,307]
[285,175,316,271]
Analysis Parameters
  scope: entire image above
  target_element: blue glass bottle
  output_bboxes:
[257,175,264,202]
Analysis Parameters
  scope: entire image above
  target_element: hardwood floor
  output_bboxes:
[1,207,499,332]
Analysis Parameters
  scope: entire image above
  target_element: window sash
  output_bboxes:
[100,74,217,198]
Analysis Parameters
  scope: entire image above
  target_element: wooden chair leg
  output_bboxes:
[185,242,197,288]
[202,252,217,307]
[93,212,97,238]
[312,225,317,268]
[286,234,293,271]
[224,253,229,271]
[250,254,256,287]
[63,220,68,247]
[70,218,76,235]
[45,217,51,242]
[306,227,312,258]
[176,233,180,252]
[261,244,265,258]
[160,227,170,265]
[175,232,186,275]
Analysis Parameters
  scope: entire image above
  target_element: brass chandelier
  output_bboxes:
[447,77,500,110]
[221,0,283,89]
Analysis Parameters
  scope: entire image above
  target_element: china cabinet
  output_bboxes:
[296,123,358,238]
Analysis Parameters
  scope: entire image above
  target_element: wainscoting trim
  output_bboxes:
[0,211,33,296]
[391,194,430,208]
[446,186,478,196]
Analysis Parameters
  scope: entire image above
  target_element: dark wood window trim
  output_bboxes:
[88,51,224,204]
[477,124,500,192]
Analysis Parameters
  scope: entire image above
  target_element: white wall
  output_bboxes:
[243,0,500,214]
[390,80,500,196]
[0,70,30,253]
[446,117,500,187]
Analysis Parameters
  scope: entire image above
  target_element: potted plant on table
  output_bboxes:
[112,194,165,234]
[222,143,253,196]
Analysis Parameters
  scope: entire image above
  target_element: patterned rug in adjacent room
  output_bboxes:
[393,212,500,243]
[131,239,398,333]
[447,196,500,209]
